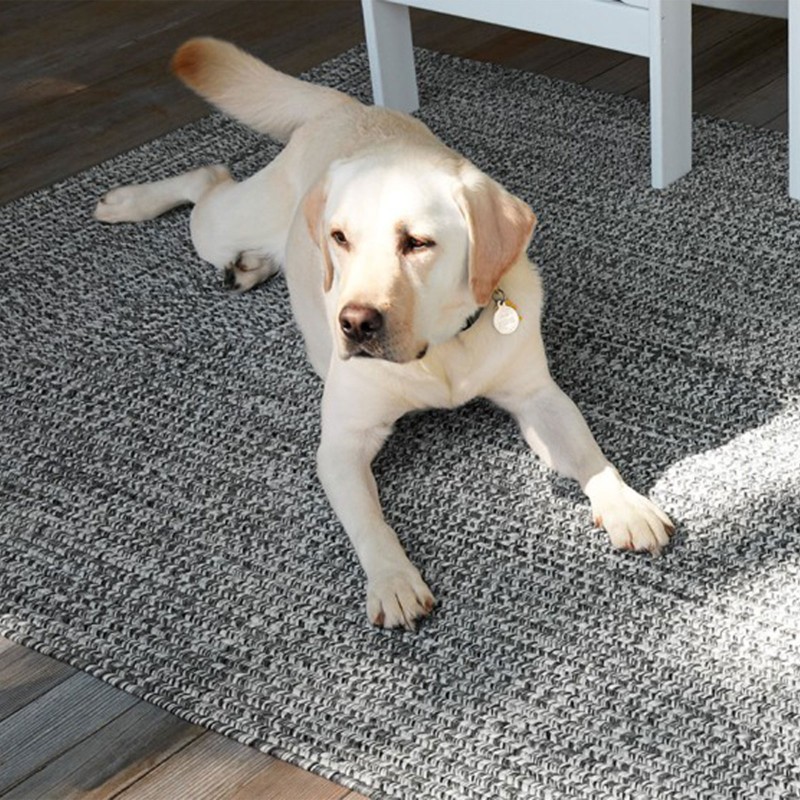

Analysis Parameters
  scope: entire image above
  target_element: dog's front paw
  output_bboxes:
[366,567,435,631]
[587,468,674,555]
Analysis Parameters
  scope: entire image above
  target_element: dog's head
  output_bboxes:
[304,148,536,363]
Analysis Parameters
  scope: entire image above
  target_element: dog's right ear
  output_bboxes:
[303,180,334,292]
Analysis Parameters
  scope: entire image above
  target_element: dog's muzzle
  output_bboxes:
[337,303,426,363]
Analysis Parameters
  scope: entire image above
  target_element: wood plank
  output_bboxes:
[0,638,26,661]
[0,1,232,112]
[0,0,75,31]
[691,7,763,61]
[229,759,352,800]
[0,65,206,167]
[412,12,592,74]
[766,110,788,132]
[0,1,192,71]
[0,1,361,142]
[693,21,787,118]
[536,44,631,85]
[0,0,363,116]
[0,646,76,722]
[113,732,275,800]
[584,53,648,96]
[0,672,138,794]
[723,73,787,127]
[0,0,365,204]
[2,701,204,800]
[693,14,787,92]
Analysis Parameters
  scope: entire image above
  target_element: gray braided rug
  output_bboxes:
[3,46,800,799]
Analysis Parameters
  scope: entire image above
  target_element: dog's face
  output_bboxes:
[305,150,536,363]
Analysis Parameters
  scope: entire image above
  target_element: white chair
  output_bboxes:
[788,0,799,199]
[362,0,692,189]
[362,0,798,197]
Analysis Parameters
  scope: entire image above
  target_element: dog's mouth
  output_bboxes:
[342,342,428,363]
[342,340,380,360]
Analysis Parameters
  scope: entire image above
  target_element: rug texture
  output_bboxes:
[2,46,800,799]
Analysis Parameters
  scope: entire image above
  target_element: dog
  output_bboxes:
[94,38,674,630]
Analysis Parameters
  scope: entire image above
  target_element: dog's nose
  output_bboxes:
[339,304,383,343]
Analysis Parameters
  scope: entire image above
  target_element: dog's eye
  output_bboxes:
[331,230,348,246]
[403,236,434,254]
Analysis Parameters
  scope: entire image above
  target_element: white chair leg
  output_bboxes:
[789,0,800,198]
[649,0,692,189]
[361,0,420,112]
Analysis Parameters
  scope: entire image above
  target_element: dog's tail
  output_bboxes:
[171,37,356,143]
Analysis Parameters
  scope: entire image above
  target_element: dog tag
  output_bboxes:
[493,301,520,335]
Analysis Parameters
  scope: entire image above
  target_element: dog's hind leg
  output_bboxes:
[94,165,231,223]
[187,157,297,291]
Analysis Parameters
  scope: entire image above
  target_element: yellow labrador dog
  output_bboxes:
[95,38,673,629]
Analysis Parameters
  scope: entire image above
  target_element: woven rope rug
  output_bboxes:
[3,46,800,799]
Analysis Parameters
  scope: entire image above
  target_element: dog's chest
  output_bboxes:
[409,349,487,410]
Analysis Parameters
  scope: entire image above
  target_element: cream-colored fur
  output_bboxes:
[95,38,673,630]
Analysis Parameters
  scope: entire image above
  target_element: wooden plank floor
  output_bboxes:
[0,637,366,799]
[0,1,789,797]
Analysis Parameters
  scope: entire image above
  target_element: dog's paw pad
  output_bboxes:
[367,569,435,630]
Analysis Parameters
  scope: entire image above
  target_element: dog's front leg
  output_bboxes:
[492,377,673,554]
[317,377,434,630]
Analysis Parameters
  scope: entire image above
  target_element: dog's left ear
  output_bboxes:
[455,163,537,306]
[303,179,335,292]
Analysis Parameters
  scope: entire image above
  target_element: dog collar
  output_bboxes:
[461,305,484,332]
[460,288,521,335]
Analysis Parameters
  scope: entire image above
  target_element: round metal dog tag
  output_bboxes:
[493,302,520,335]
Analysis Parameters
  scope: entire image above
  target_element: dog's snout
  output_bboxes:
[339,304,384,343]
